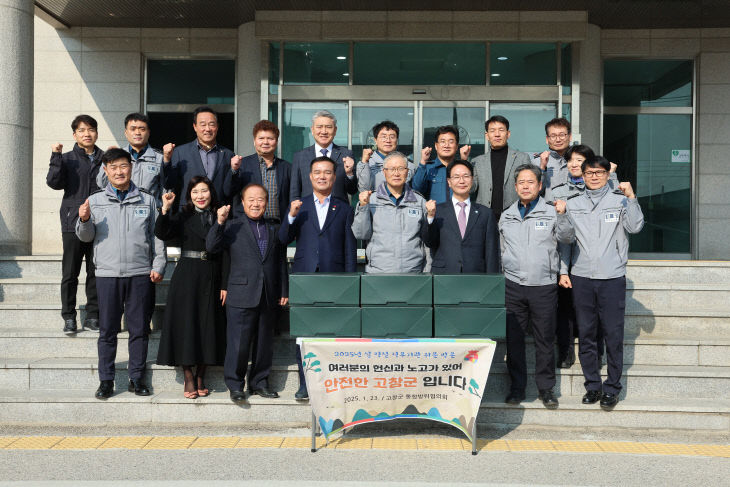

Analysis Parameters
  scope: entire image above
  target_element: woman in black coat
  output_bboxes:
[155,176,228,399]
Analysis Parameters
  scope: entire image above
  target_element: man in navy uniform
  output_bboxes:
[207,184,289,403]
[424,160,499,274]
[562,157,644,410]
[279,156,357,400]
[76,148,166,399]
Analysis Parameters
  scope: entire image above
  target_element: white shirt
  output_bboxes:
[286,193,332,229]
[452,196,471,226]
[314,143,334,159]
[313,194,331,229]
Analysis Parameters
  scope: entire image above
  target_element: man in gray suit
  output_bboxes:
[470,115,532,222]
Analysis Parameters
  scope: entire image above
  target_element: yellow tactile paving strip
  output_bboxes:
[0,436,727,457]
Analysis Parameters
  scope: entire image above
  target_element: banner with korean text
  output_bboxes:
[300,338,496,443]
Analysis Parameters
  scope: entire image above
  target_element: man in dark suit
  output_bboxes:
[424,160,499,274]
[206,184,289,403]
[229,120,290,222]
[279,156,358,400]
[163,106,237,205]
[289,110,357,202]
[470,115,533,222]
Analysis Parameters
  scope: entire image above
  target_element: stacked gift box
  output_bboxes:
[288,273,505,339]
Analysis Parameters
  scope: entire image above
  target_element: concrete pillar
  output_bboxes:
[236,21,262,156]
[578,23,601,150]
[0,0,33,254]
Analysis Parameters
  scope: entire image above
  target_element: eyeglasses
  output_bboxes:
[547,133,569,140]
[449,175,473,181]
[584,170,608,177]
[75,128,97,134]
[377,135,397,141]
[383,167,408,174]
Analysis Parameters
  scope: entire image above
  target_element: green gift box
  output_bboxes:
[433,274,504,306]
[361,306,433,338]
[433,307,506,338]
[360,274,432,306]
[289,273,360,306]
[289,307,361,337]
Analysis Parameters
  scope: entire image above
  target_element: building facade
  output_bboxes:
[3,2,728,259]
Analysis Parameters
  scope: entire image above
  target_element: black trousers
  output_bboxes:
[96,275,152,381]
[225,294,277,392]
[556,285,576,360]
[571,274,626,395]
[61,232,98,320]
[505,280,557,393]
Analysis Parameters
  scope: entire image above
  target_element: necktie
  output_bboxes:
[457,202,467,238]
[320,148,328,158]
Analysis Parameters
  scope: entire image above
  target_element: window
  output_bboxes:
[283,42,349,85]
[354,43,486,85]
[490,43,557,85]
[603,59,694,254]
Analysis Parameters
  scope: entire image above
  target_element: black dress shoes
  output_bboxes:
[582,390,602,404]
[128,379,151,396]
[95,380,114,399]
[250,387,279,399]
[230,390,247,403]
[600,392,619,410]
[504,392,525,405]
[539,389,559,409]
[294,384,309,400]
[83,318,99,332]
[63,319,77,335]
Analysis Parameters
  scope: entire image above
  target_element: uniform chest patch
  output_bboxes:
[534,221,549,230]
[604,212,619,223]
[145,164,160,174]
[407,208,421,218]
[134,208,149,218]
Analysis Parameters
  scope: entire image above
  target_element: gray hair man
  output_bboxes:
[289,110,357,202]
[499,164,573,409]
[352,152,436,273]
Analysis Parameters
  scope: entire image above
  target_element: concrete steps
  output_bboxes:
[0,256,728,432]
[0,389,727,431]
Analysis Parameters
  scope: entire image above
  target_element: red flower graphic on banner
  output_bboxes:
[464,350,479,363]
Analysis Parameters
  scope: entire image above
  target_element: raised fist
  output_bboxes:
[420,147,432,165]
[359,190,373,207]
[425,199,437,218]
[161,192,176,212]
[459,145,472,161]
[162,143,175,163]
[217,204,231,224]
[289,199,303,218]
[343,156,355,176]
[231,155,243,172]
[554,199,567,214]
[79,199,91,222]
[361,148,373,163]
[610,161,618,173]
[618,182,635,199]
[539,151,550,170]
[52,143,63,153]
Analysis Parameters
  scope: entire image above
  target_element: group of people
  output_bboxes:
[48,107,643,411]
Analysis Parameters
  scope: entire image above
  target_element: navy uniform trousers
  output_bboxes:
[505,279,557,394]
[96,275,152,381]
[61,232,98,321]
[224,293,277,392]
[570,274,626,395]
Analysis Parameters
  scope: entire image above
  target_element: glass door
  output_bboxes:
[420,102,486,162]
[351,102,416,162]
